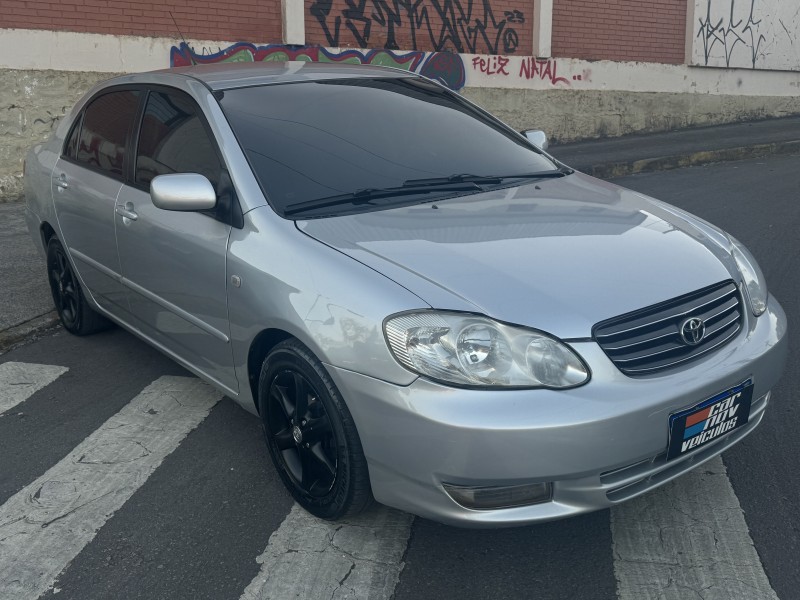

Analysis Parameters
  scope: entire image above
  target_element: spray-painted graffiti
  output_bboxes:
[693,0,800,71]
[518,57,570,85]
[170,42,466,90]
[470,56,577,86]
[308,0,526,55]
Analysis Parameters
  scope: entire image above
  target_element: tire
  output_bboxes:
[46,237,111,336]
[258,339,372,519]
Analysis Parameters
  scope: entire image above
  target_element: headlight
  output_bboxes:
[728,236,767,316]
[384,311,589,389]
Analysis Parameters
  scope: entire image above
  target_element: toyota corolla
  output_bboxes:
[23,63,787,527]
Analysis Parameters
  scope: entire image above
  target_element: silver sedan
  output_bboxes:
[24,63,787,527]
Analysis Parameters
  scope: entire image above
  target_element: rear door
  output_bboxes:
[114,87,238,394]
[52,89,140,317]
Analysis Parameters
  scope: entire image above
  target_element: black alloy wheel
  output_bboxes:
[46,237,110,336]
[266,369,337,497]
[258,339,372,519]
[48,240,80,328]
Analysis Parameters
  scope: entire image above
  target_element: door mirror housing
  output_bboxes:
[522,130,549,150]
[150,174,217,212]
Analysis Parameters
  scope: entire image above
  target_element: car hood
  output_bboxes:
[297,173,738,338]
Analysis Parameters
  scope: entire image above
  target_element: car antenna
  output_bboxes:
[169,11,197,66]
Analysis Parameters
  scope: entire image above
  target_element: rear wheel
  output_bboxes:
[258,339,372,519]
[46,237,110,336]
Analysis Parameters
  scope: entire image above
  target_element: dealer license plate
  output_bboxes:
[667,380,753,461]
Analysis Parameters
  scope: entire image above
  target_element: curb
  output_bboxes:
[0,311,60,354]
[566,139,800,179]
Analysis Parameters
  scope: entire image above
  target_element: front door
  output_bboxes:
[114,88,238,393]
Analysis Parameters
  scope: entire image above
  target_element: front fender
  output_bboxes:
[227,207,426,412]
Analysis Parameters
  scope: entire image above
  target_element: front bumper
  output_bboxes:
[326,296,788,527]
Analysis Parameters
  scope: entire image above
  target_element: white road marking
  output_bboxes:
[0,375,220,599]
[240,504,414,600]
[612,456,778,600]
[0,362,68,415]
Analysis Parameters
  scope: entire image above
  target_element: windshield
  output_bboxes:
[219,76,559,218]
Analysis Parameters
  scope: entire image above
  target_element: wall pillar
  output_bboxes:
[282,0,305,45]
[684,0,697,65]
[532,0,553,57]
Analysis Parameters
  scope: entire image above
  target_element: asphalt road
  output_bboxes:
[0,154,797,600]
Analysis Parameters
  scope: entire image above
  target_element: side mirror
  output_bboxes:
[150,174,217,212]
[522,130,549,151]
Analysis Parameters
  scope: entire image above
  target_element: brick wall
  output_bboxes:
[0,0,282,44]
[551,0,686,64]
[304,0,533,55]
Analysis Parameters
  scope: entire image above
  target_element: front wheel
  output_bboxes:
[46,237,110,336]
[258,339,372,519]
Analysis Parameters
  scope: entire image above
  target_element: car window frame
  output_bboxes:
[60,84,143,184]
[61,112,83,160]
[128,84,243,228]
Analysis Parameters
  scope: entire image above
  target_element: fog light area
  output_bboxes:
[443,481,553,510]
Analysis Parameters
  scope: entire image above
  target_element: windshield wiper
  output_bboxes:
[284,182,481,217]
[402,169,570,187]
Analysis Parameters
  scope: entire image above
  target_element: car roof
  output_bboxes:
[151,61,416,91]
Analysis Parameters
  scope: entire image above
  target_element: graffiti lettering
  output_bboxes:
[308,0,526,55]
[697,0,766,68]
[518,57,570,85]
[170,42,467,90]
[471,55,509,76]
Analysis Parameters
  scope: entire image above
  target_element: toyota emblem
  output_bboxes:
[680,317,706,345]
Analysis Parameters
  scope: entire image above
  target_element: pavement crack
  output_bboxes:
[338,561,356,587]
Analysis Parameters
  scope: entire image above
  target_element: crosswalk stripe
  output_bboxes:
[611,456,778,600]
[240,504,413,600]
[0,375,221,599]
[0,362,68,415]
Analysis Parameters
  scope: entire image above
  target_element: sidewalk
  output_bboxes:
[1,116,799,351]
[549,115,800,177]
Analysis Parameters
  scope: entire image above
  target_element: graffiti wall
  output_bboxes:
[170,42,467,89]
[304,0,532,55]
[692,0,800,70]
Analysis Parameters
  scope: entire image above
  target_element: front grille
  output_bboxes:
[593,280,743,376]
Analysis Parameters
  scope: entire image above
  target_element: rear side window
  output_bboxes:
[135,90,222,190]
[76,89,140,178]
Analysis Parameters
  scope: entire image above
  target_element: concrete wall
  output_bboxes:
[463,87,800,142]
[0,69,111,201]
[1,25,800,201]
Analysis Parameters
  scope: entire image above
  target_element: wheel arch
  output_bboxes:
[40,221,57,250]
[247,328,293,413]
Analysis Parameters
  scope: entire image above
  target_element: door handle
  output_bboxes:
[115,203,138,221]
[55,173,69,190]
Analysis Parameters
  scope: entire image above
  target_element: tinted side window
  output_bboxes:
[76,90,140,177]
[63,114,81,159]
[135,91,221,190]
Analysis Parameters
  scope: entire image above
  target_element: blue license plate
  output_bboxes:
[667,381,753,461]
